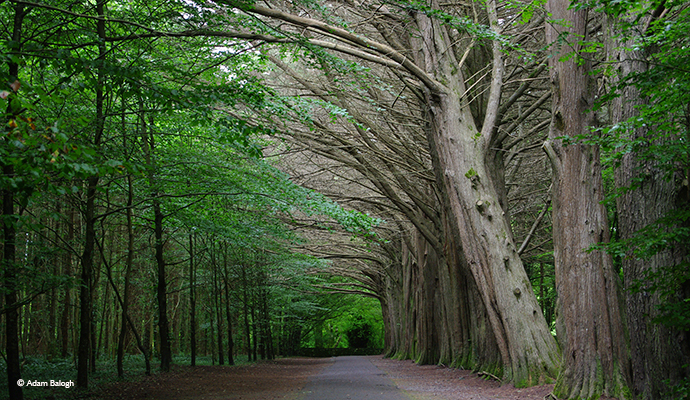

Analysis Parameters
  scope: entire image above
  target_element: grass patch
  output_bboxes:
[0,354,255,399]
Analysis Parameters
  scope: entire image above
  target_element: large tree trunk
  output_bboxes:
[414,8,560,384]
[608,19,690,399]
[544,1,631,397]
[425,89,559,386]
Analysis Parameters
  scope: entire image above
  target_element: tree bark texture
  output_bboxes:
[608,22,690,399]
[381,225,504,373]
[414,10,559,384]
[545,1,631,397]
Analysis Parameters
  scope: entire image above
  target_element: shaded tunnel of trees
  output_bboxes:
[1,0,689,399]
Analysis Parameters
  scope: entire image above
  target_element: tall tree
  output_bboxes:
[603,1,690,396]
[212,0,561,384]
[2,5,28,399]
[543,0,631,397]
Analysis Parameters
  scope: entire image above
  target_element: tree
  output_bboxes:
[2,6,28,399]
[543,0,631,396]
[203,0,561,384]
[600,0,690,396]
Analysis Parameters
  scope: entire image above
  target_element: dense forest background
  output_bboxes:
[1,0,688,399]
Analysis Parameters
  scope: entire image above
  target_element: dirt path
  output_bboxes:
[302,356,409,400]
[87,356,555,400]
[371,356,555,400]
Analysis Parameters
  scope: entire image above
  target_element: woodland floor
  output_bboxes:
[79,356,557,400]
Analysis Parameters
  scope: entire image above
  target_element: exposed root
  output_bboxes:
[544,392,558,400]
[478,371,502,383]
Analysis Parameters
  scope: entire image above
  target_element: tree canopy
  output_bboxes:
[1,0,689,399]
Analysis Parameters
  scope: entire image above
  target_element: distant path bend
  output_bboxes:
[301,355,410,400]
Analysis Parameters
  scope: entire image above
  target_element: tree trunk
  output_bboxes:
[251,290,258,361]
[91,262,100,373]
[78,178,98,388]
[544,1,631,397]
[61,206,74,359]
[3,5,26,398]
[3,117,22,400]
[413,8,560,384]
[607,19,690,399]
[223,245,235,365]
[140,109,172,372]
[189,231,197,366]
[153,167,171,371]
[249,2,556,382]
[261,286,274,360]
[213,247,225,365]
[78,0,107,387]
[242,265,252,361]
[117,174,135,378]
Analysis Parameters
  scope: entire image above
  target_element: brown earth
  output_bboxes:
[87,356,557,400]
[370,357,555,400]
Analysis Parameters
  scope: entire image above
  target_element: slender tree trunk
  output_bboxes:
[90,263,100,373]
[78,180,98,387]
[209,306,216,365]
[49,205,60,358]
[213,246,224,365]
[189,231,197,366]
[3,92,22,400]
[78,0,107,387]
[260,286,273,360]
[61,206,74,358]
[3,5,26,398]
[105,256,151,375]
[117,175,135,378]
[251,290,259,360]
[154,200,171,370]
[544,1,631,397]
[242,265,252,361]
[98,277,111,360]
[223,250,234,365]
[140,110,172,371]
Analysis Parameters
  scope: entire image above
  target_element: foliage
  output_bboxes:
[1,1,386,397]
[345,315,375,348]
[572,0,690,334]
